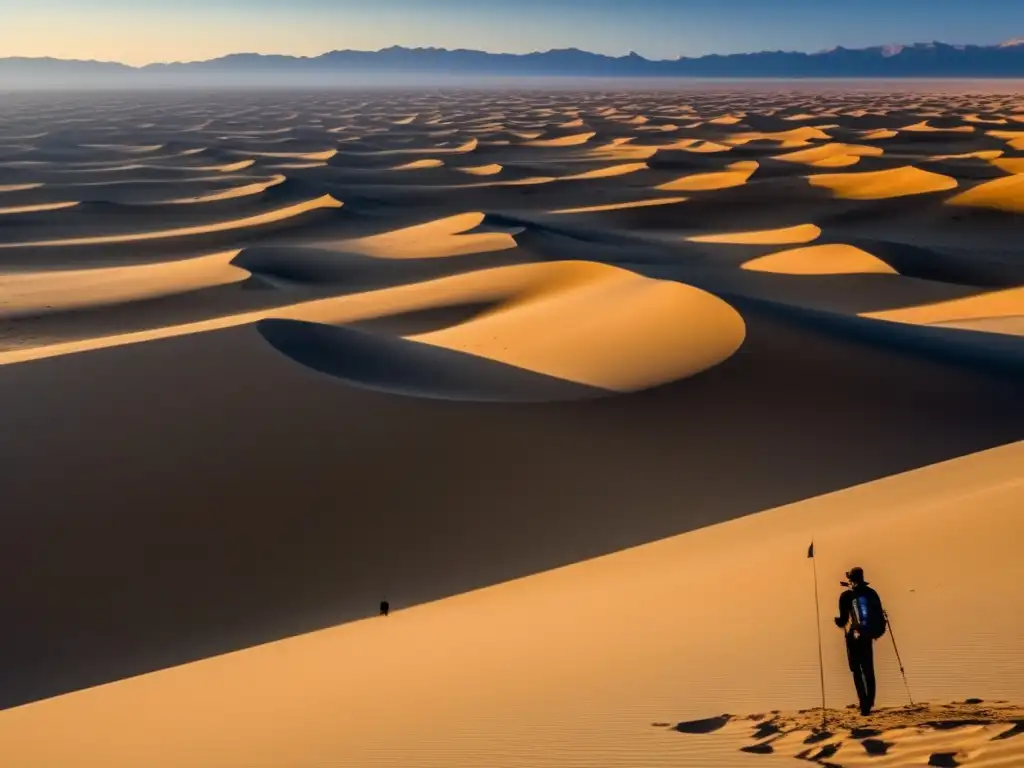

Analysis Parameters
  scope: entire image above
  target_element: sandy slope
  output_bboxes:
[0,442,1019,767]
[0,87,1022,767]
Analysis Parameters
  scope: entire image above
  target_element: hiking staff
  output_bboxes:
[884,609,913,705]
[807,541,827,728]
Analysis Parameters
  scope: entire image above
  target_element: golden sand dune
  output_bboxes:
[862,286,1024,325]
[861,128,900,140]
[523,131,597,147]
[0,250,247,318]
[900,120,976,133]
[947,173,1024,213]
[252,260,745,397]
[559,161,650,180]
[808,165,959,199]
[550,196,689,214]
[408,262,746,391]
[725,126,833,145]
[389,158,445,170]
[686,223,822,245]
[772,142,885,165]
[657,162,758,191]
[742,244,898,275]
[0,200,80,215]
[338,212,518,259]
[926,316,1024,336]
[0,182,44,193]
[0,88,1022,768]
[157,175,288,204]
[455,163,503,175]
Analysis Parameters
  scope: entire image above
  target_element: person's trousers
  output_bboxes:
[846,632,876,710]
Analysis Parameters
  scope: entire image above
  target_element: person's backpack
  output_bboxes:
[853,588,887,639]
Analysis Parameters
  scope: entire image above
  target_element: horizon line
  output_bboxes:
[5,38,1023,69]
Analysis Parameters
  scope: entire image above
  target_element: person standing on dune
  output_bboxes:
[835,567,886,716]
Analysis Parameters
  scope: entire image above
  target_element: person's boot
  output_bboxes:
[860,700,872,716]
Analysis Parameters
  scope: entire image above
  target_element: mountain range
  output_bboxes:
[6,40,1024,84]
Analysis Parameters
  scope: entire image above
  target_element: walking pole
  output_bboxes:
[808,542,827,729]
[883,610,914,706]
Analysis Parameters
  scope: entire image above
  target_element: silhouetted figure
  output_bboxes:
[380,600,390,617]
[835,567,886,715]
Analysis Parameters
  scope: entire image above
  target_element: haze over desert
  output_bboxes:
[0,83,1022,767]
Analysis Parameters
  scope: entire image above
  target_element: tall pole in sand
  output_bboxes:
[808,541,827,729]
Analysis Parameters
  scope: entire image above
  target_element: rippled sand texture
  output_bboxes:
[0,89,1022,767]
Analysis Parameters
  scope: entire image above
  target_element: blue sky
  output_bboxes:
[3,0,1024,65]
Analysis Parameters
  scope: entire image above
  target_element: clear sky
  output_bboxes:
[3,0,1024,66]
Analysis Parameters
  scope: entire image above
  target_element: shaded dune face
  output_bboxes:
[0,87,1023,723]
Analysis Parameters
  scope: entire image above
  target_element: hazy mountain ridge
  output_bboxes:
[6,40,1024,83]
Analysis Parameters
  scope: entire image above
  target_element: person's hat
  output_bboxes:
[846,566,867,583]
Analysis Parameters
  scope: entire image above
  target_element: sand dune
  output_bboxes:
[741,243,898,275]
[337,211,519,259]
[687,223,822,245]
[657,162,758,191]
[0,87,1021,768]
[862,286,1024,325]
[0,249,247,318]
[947,173,1024,213]
[807,166,960,199]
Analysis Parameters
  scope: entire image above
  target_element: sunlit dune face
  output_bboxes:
[687,223,821,246]
[338,212,517,259]
[522,132,597,148]
[550,196,688,214]
[861,286,1024,326]
[771,143,884,165]
[559,162,649,181]
[389,159,444,170]
[0,250,247,319]
[0,201,80,215]
[946,174,1024,213]
[455,164,503,176]
[409,262,747,391]
[656,163,757,192]
[806,166,958,199]
[741,244,897,276]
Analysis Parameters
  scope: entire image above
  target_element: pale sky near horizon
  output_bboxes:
[2,0,1024,66]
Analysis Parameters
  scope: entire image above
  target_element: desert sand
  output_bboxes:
[0,86,1022,767]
